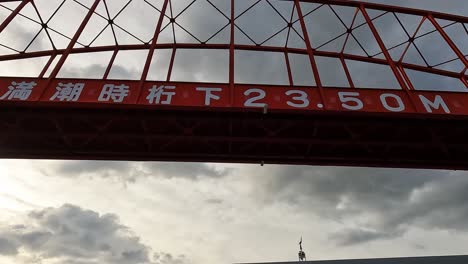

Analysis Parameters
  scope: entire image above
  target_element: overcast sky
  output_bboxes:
[0,1,467,264]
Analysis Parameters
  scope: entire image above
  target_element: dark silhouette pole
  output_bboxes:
[298,237,306,261]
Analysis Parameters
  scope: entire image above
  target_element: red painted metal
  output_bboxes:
[0,0,467,168]
[294,0,326,108]
[166,48,177,82]
[428,15,468,70]
[359,5,420,111]
[1,77,466,115]
[284,52,294,86]
[397,16,426,65]
[103,49,118,80]
[360,6,406,90]
[301,0,468,23]
[0,44,463,79]
[2,106,468,169]
[340,56,355,89]
[139,0,170,87]
[229,0,235,105]
[42,0,101,89]
[38,52,56,78]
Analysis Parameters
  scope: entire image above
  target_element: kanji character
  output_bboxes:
[50,82,84,102]
[0,81,37,101]
[196,87,222,106]
[146,85,176,105]
[98,84,129,103]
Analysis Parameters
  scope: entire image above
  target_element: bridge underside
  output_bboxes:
[242,255,468,264]
[1,106,468,170]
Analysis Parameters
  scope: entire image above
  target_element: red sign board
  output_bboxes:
[0,77,467,116]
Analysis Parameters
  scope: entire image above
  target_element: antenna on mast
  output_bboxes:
[298,237,306,261]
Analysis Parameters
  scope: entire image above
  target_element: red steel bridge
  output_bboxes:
[0,0,467,169]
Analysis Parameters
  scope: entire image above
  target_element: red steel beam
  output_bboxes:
[138,0,170,90]
[301,0,468,23]
[229,0,235,105]
[1,43,462,81]
[103,48,118,80]
[38,52,57,78]
[294,0,326,107]
[340,56,355,88]
[166,47,176,81]
[360,6,408,90]
[360,5,421,111]
[0,131,456,148]
[0,0,465,91]
[284,52,294,86]
[427,14,468,72]
[40,0,101,98]
[397,16,426,68]
[2,106,468,170]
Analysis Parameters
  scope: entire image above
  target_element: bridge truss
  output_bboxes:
[0,0,467,168]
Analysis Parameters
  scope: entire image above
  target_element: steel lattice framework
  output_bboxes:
[0,0,467,169]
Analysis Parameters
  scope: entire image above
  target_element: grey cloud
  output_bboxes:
[59,64,109,79]
[38,160,140,183]
[39,160,230,182]
[59,64,139,79]
[153,252,189,264]
[0,237,18,256]
[109,65,141,79]
[248,166,468,245]
[362,0,467,16]
[0,21,42,53]
[0,204,185,264]
[330,228,403,246]
[18,231,52,251]
[413,243,426,250]
[121,249,152,263]
[205,198,224,204]
[63,260,99,264]
[255,166,437,210]
[382,175,468,231]
[142,162,230,179]
[51,160,133,178]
